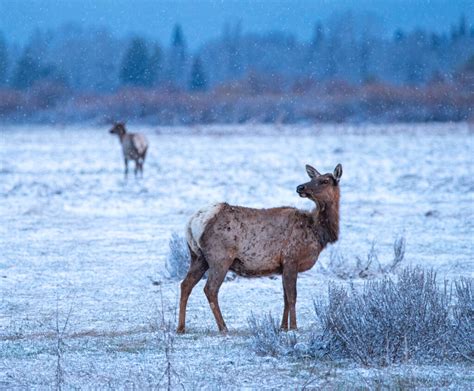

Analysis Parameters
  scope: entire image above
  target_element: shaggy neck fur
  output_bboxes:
[311,193,340,248]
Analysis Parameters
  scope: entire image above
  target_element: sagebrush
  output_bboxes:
[247,313,299,357]
[249,267,473,366]
[451,278,474,362]
[315,267,473,366]
[165,233,190,280]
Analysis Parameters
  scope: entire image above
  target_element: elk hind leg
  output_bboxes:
[138,160,144,177]
[203,260,232,333]
[177,249,209,334]
[138,157,145,177]
[134,160,139,177]
[140,150,147,177]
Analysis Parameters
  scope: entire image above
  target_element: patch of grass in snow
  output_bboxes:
[104,335,151,354]
[323,236,406,280]
[349,367,474,390]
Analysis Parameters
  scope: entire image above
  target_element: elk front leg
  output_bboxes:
[280,285,289,330]
[124,158,129,178]
[282,262,298,330]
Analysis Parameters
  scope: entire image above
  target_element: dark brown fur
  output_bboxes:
[177,163,342,334]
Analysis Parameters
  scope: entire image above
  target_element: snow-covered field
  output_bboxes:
[1,123,473,388]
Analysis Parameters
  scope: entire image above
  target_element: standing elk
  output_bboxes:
[177,163,343,334]
[109,122,148,178]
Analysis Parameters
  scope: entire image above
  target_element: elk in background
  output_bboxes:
[109,122,148,178]
[177,163,343,334]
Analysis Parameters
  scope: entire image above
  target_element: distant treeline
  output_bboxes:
[0,12,473,124]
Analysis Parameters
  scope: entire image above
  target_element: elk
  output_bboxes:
[109,122,148,178]
[177,163,342,334]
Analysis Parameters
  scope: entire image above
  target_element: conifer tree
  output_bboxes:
[120,37,150,86]
[189,56,207,91]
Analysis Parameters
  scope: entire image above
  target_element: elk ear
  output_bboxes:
[306,164,321,179]
[333,164,343,183]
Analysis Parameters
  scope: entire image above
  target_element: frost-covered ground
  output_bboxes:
[1,123,473,388]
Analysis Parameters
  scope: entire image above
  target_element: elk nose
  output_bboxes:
[297,185,305,193]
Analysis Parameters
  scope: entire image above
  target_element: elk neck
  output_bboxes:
[118,132,127,143]
[311,194,340,248]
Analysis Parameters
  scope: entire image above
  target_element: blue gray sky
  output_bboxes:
[1,0,473,47]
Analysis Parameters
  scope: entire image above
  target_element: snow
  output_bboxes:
[0,123,473,388]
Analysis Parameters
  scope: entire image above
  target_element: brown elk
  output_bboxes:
[109,122,148,178]
[177,163,342,334]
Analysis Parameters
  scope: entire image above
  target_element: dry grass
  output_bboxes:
[324,236,406,280]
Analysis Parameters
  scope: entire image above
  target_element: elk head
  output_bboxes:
[109,122,127,136]
[297,163,342,208]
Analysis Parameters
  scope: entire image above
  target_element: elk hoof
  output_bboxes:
[219,326,229,335]
[176,326,185,334]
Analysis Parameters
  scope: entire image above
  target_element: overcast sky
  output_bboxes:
[1,0,473,47]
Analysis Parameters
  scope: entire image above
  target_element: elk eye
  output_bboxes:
[322,179,329,184]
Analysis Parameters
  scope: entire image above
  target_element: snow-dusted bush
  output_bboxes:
[314,267,472,366]
[325,236,405,279]
[247,312,334,360]
[452,278,474,362]
[248,268,473,367]
[247,313,299,357]
[165,233,190,280]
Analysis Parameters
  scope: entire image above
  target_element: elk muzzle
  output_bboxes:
[296,184,307,197]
